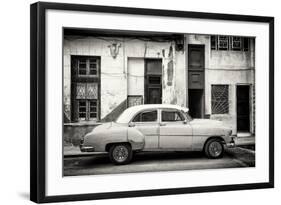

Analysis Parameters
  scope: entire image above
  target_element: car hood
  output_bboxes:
[190,119,223,127]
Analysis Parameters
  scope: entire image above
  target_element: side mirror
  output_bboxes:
[128,122,135,127]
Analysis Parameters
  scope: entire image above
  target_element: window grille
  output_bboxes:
[231,37,242,50]
[127,96,143,107]
[218,36,229,50]
[211,85,229,114]
[211,35,251,51]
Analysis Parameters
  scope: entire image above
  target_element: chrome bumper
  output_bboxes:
[225,141,235,148]
[225,136,236,148]
[80,144,95,152]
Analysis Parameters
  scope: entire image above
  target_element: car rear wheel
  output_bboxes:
[204,139,224,159]
[109,144,132,165]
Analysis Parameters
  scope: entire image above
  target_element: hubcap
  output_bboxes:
[112,145,129,163]
[209,141,222,157]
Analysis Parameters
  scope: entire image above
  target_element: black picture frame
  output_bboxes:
[30,2,274,203]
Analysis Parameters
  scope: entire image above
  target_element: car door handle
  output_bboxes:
[160,122,166,126]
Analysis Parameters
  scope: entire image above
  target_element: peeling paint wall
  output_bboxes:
[64,36,186,122]
[186,34,255,135]
[64,34,255,135]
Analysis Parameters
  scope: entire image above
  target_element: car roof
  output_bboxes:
[116,104,189,123]
[126,104,189,113]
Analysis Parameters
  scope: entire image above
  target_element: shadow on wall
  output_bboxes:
[64,99,128,146]
[100,99,127,122]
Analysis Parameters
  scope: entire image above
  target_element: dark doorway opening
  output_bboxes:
[188,45,205,118]
[145,59,162,104]
[188,89,204,118]
[237,85,250,132]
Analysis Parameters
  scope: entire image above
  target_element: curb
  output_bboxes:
[64,152,107,158]
[235,146,255,154]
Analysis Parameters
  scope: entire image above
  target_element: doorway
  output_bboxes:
[145,59,162,104]
[237,85,250,132]
[188,89,204,118]
[188,45,205,118]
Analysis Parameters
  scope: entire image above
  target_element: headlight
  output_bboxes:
[80,137,84,145]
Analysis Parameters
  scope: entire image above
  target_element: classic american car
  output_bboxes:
[80,104,235,165]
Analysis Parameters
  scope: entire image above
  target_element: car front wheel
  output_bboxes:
[204,139,224,159]
[109,144,132,165]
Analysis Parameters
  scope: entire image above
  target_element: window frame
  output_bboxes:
[77,99,87,120]
[218,35,229,50]
[71,55,101,122]
[211,84,230,114]
[77,99,98,121]
[160,109,186,123]
[77,58,99,77]
[211,35,251,52]
[231,36,242,51]
[131,109,159,123]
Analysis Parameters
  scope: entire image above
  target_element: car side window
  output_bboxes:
[162,110,185,122]
[132,110,157,122]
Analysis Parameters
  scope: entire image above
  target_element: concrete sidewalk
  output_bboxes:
[64,136,255,157]
[64,145,101,157]
[234,136,255,146]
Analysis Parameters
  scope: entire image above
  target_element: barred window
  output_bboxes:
[218,36,229,50]
[71,56,100,122]
[211,36,250,51]
[127,95,143,107]
[211,85,229,114]
[231,36,242,50]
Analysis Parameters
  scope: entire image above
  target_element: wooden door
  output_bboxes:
[145,59,162,104]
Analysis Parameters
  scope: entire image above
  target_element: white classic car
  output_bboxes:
[80,104,235,165]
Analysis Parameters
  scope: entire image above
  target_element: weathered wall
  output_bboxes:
[186,34,255,134]
[127,58,145,96]
[64,124,99,146]
[64,36,186,122]
[64,34,255,135]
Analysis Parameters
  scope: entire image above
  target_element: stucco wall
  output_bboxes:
[64,34,255,135]
[64,36,186,121]
[186,34,255,134]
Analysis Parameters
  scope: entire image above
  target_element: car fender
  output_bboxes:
[127,127,145,150]
[85,125,129,152]
[191,125,229,151]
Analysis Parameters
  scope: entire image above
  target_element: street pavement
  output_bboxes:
[63,148,255,176]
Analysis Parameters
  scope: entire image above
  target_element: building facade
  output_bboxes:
[63,31,255,144]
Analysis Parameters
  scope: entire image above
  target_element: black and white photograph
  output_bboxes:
[0,0,279,204]
[29,1,274,203]
[63,29,256,176]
